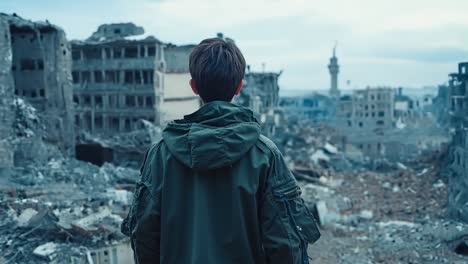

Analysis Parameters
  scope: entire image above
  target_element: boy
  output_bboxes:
[121,37,320,264]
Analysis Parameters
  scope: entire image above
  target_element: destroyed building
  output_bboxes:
[71,23,165,137]
[0,13,75,163]
[236,68,281,113]
[279,93,333,123]
[446,62,468,222]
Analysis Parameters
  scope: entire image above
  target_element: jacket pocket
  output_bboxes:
[272,184,321,263]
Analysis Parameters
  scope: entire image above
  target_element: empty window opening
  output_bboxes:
[137,96,144,106]
[105,71,116,83]
[146,96,153,107]
[108,95,115,108]
[72,71,80,84]
[124,71,134,84]
[95,115,103,129]
[104,48,111,59]
[378,111,385,117]
[135,71,142,84]
[124,119,131,131]
[377,120,385,126]
[83,48,101,59]
[148,46,156,56]
[124,47,138,58]
[37,59,44,70]
[110,117,120,131]
[39,89,45,97]
[20,59,35,71]
[94,71,103,83]
[95,95,103,108]
[82,71,91,83]
[126,95,135,107]
[83,95,91,106]
[113,47,122,58]
[73,95,79,104]
[72,50,81,60]
[75,144,113,166]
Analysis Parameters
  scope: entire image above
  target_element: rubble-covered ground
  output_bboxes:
[1,98,467,263]
[0,160,139,263]
[303,152,468,263]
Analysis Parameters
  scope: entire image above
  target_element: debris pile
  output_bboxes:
[0,159,139,263]
[298,147,467,263]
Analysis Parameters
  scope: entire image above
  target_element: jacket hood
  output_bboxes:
[162,101,261,170]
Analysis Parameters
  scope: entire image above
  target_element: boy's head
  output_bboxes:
[189,38,246,103]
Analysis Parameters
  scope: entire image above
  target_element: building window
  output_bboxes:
[146,96,154,107]
[39,89,45,97]
[135,71,142,84]
[20,59,36,71]
[95,115,103,129]
[148,46,156,56]
[110,117,120,130]
[104,48,111,59]
[72,50,81,60]
[37,59,44,70]
[83,48,101,59]
[124,119,131,131]
[95,95,103,108]
[124,70,133,84]
[359,122,363,127]
[94,71,103,83]
[126,95,135,107]
[72,71,80,84]
[113,47,122,58]
[73,95,79,104]
[378,111,385,117]
[105,70,116,83]
[83,95,91,106]
[124,46,138,58]
[377,120,384,125]
[137,96,144,106]
[82,71,91,83]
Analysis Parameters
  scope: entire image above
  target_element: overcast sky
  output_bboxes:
[2,0,468,91]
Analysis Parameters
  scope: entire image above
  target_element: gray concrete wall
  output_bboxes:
[0,17,14,167]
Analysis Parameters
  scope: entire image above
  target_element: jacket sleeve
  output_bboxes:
[121,145,162,264]
[259,145,321,264]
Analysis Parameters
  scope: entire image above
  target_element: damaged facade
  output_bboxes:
[71,23,165,136]
[446,62,468,222]
[0,13,75,165]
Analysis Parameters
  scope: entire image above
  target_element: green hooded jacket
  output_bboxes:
[121,101,320,264]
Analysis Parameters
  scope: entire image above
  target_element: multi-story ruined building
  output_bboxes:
[71,23,165,136]
[0,13,75,159]
[279,93,333,122]
[339,87,395,131]
[447,62,468,222]
[333,87,395,158]
[236,68,281,114]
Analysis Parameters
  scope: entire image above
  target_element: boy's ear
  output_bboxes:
[189,79,199,95]
[234,80,243,95]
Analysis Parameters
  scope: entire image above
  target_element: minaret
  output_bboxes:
[328,44,340,99]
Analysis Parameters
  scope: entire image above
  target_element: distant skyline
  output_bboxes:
[1,0,468,90]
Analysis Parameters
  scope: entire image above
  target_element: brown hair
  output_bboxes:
[189,38,246,102]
